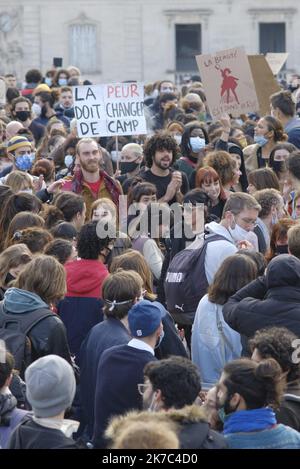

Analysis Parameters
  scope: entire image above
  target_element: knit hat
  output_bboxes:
[32,83,51,95]
[25,355,76,418]
[128,300,166,338]
[7,135,31,154]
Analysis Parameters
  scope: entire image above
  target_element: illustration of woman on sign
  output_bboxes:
[220,68,239,104]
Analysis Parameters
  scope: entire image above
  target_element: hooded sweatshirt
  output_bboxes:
[202,221,237,284]
[3,288,48,314]
[65,259,108,298]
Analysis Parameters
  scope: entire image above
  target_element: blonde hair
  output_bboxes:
[0,244,32,288]
[14,254,66,304]
[91,198,117,222]
[6,171,33,193]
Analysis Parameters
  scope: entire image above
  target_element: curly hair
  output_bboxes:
[249,327,300,383]
[253,188,283,219]
[144,356,201,409]
[77,221,113,259]
[143,132,179,168]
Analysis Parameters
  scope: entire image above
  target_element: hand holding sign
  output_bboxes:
[196,47,259,119]
[73,83,147,138]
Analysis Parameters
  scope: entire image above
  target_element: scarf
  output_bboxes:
[72,169,121,208]
[223,407,277,435]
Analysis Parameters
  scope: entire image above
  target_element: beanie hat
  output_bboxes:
[33,83,51,95]
[128,300,166,338]
[25,355,76,418]
[7,135,31,154]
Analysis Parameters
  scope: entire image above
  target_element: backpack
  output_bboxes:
[0,302,54,377]
[164,234,228,325]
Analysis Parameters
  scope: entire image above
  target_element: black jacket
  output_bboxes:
[223,255,300,339]
[8,416,80,449]
[276,381,300,432]
[105,405,227,449]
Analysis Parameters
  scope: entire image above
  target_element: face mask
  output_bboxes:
[32,103,41,117]
[110,150,121,162]
[120,161,139,174]
[254,135,268,147]
[20,188,33,194]
[45,77,52,87]
[5,272,15,285]
[189,136,206,153]
[174,135,182,145]
[58,78,68,86]
[272,161,285,174]
[155,330,165,349]
[271,212,278,225]
[64,154,74,168]
[276,244,289,255]
[148,392,157,413]
[15,110,31,122]
[238,137,248,149]
[228,216,256,244]
[15,154,34,171]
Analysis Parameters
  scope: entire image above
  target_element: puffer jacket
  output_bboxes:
[105,405,227,449]
[223,254,300,339]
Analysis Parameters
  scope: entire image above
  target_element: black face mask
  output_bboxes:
[120,161,140,175]
[272,161,285,174]
[276,245,289,255]
[5,272,15,286]
[41,104,48,118]
[15,111,31,122]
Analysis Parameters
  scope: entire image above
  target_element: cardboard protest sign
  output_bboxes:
[73,82,147,138]
[248,55,281,116]
[265,53,289,76]
[196,46,259,119]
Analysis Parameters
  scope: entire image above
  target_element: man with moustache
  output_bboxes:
[62,138,122,219]
[140,132,189,205]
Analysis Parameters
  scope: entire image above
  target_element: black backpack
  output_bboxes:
[0,302,53,377]
[164,234,229,325]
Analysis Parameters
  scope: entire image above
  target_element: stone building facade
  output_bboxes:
[0,0,298,84]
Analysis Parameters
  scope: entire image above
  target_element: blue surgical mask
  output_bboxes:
[64,154,74,168]
[189,136,206,153]
[58,78,68,86]
[45,77,52,87]
[254,135,268,147]
[15,154,34,171]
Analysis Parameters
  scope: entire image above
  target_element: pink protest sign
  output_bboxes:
[196,47,259,119]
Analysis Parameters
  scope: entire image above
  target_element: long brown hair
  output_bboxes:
[15,254,66,304]
[208,254,257,305]
[265,218,297,263]
[0,244,32,288]
[110,249,156,301]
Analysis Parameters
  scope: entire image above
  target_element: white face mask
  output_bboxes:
[228,217,258,250]
[110,150,121,163]
[32,103,41,117]
[174,135,182,145]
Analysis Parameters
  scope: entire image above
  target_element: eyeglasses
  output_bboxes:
[239,218,257,226]
[137,383,150,396]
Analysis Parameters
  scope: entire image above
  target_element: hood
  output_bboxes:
[205,221,233,243]
[266,255,300,289]
[65,259,108,297]
[3,288,48,314]
[105,405,208,441]
[0,393,17,421]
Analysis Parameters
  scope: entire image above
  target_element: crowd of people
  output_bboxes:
[1,67,300,450]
